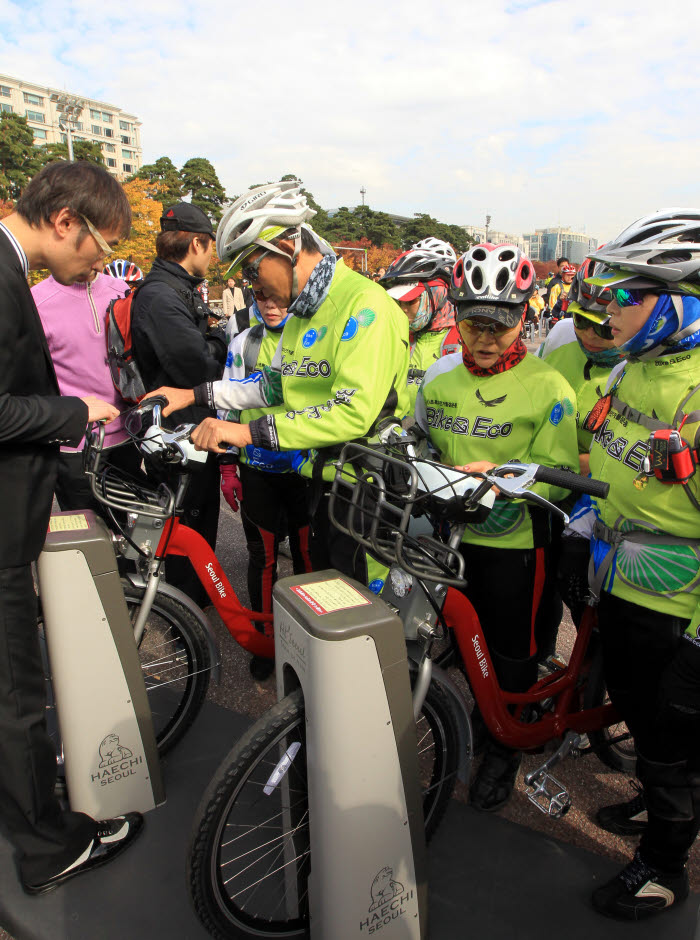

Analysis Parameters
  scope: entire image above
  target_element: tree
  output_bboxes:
[113,178,163,272]
[180,157,226,222]
[134,156,182,208]
[38,139,105,167]
[0,113,42,200]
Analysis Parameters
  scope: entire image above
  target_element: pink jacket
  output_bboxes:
[32,273,130,451]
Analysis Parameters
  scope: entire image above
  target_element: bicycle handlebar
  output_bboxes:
[532,464,609,499]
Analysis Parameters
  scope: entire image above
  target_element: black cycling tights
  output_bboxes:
[238,463,313,618]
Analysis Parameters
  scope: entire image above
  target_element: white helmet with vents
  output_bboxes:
[590,208,700,286]
[216,180,316,268]
[411,238,457,263]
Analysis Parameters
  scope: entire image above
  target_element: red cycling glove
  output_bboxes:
[220,463,243,512]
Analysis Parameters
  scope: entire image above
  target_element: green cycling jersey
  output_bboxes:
[415,351,579,549]
[589,348,700,629]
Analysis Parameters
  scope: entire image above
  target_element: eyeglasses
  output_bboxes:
[572,311,615,340]
[241,249,273,284]
[459,318,514,337]
[77,213,113,256]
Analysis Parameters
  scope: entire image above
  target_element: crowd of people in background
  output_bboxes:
[1,162,699,924]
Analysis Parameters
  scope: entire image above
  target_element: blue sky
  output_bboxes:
[1,0,697,243]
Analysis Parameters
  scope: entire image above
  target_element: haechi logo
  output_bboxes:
[205,562,227,598]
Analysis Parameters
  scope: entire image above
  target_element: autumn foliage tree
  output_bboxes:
[114,178,163,272]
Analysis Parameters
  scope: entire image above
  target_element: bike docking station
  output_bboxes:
[272,569,428,940]
[37,509,165,818]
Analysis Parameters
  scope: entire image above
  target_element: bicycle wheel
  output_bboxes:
[188,683,460,939]
[123,583,212,756]
[583,647,636,775]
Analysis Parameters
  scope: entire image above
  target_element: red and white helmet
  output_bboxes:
[450,243,535,306]
[103,259,143,285]
[560,263,577,277]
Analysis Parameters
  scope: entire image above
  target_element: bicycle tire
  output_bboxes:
[123,583,212,756]
[188,682,459,939]
[583,647,636,775]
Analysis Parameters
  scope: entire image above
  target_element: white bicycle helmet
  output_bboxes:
[411,238,457,263]
[590,208,700,287]
[216,180,316,265]
[450,243,535,306]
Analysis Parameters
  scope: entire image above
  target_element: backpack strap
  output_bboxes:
[242,324,265,378]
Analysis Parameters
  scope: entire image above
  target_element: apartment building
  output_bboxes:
[523,227,597,265]
[462,224,526,251]
[0,73,142,180]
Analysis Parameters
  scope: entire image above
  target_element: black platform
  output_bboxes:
[1,700,697,939]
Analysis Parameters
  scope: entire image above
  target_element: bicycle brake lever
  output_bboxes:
[484,463,569,523]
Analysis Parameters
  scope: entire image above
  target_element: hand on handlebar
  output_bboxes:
[454,460,508,495]
[191,418,253,454]
[81,396,120,424]
[142,386,195,417]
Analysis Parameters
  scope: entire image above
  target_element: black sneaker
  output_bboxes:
[592,850,689,920]
[23,813,143,896]
[596,782,647,836]
[250,655,276,681]
[469,745,521,812]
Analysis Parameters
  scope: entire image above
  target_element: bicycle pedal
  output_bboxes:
[524,772,571,818]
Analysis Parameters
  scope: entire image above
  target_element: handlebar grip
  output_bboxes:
[533,465,609,499]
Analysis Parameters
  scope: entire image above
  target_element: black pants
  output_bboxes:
[54,442,144,519]
[0,566,95,884]
[598,591,700,871]
[238,463,313,616]
[308,484,371,583]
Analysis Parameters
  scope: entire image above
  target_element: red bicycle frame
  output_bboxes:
[442,589,617,750]
[156,517,274,659]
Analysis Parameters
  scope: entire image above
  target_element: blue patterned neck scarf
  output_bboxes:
[621,294,700,359]
[288,254,337,320]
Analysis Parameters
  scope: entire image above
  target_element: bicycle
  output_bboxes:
[64,397,276,759]
[187,428,632,939]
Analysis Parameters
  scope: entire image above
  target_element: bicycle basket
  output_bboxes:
[329,442,467,587]
[84,423,175,520]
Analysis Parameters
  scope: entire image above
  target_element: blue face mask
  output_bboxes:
[619,293,700,359]
[574,333,624,366]
[411,291,432,332]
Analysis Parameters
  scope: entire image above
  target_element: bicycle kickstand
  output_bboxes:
[523,731,581,818]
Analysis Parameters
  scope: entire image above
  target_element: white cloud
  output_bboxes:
[1,0,698,242]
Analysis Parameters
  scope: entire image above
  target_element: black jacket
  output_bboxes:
[0,233,87,567]
[132,258,226,426]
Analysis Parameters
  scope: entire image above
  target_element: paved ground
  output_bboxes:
[3,331,696,938]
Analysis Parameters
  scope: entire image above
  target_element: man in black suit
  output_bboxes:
[0,161,143,895]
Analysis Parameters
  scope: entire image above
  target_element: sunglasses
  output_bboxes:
[78,213,114,256]
[572,311,615,340]
[459,318,514,337]
[241,248,273,284]
[611,288,653,308]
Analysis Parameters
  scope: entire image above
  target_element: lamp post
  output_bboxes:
[49,93,84,161]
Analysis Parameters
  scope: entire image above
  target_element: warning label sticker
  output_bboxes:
[290,579,371,615]
[48,514,90,532]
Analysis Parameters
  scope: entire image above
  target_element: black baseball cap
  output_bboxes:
[160,202,215,237]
